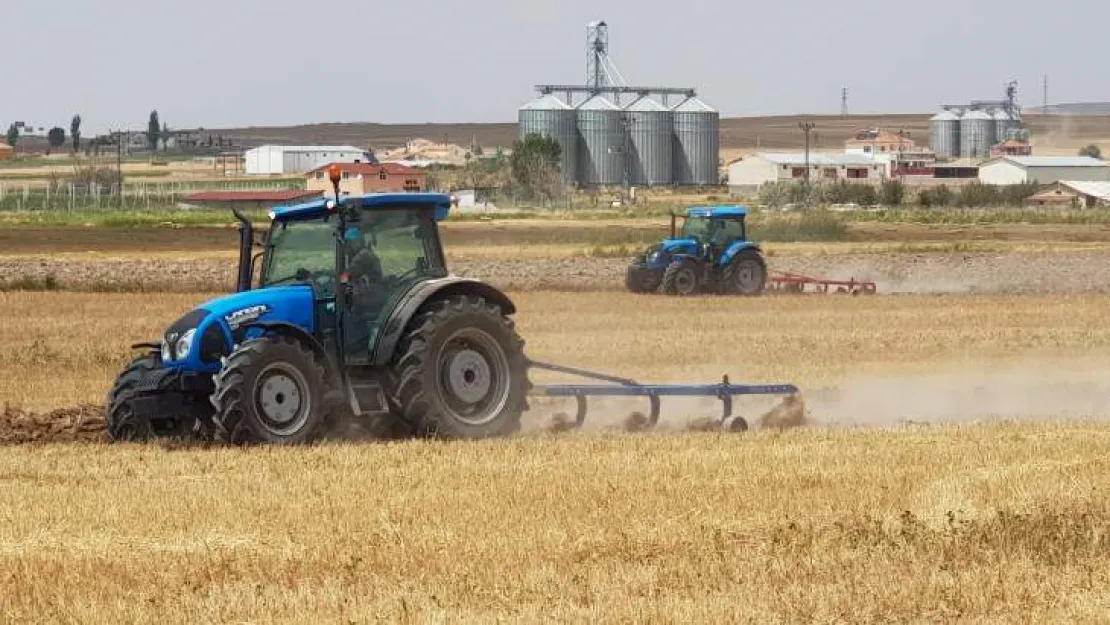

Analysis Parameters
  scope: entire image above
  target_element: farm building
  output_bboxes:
[244,145,375,175]
[305,162,427,195]
[0,142,12,160]
[727,152,885,194]
[1027,180,1110,208]
[978,156,1110,185]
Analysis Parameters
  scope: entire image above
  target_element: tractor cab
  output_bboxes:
[625,204,767,297]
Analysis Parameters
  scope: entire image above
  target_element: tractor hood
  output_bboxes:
[658,237,700,255]
[160,285,317,371]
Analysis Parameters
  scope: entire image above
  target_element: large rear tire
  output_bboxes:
[387,294,530,439]
[723,249,766,296]
[210,335,331,445]
[661,259,700,296]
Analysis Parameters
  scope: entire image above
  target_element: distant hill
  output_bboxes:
[193,112,1110,154]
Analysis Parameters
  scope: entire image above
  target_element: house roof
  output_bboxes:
[750,152,881,167]
[180,190,323,203]
[308,162,425,176]
[990,156,1107,168]
[1057,180,1110,201]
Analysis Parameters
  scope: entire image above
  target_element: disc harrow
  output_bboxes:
[527,360,800,432]
[767,270,877,295]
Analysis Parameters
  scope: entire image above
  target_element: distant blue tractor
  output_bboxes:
[107,173,802,444]
[625,206,767,296]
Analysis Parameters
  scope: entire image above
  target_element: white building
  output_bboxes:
[978,156,1110,185]
[244,145,372,175]
[727,152,886,194]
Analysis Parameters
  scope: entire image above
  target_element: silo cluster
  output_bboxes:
[517,92,720,188]
[929,104,1024,160]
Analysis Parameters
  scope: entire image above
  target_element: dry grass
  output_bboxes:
[2,425,1109,622]
[4,290,1110,621]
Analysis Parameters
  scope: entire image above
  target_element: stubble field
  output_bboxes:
[3,219,1110,622]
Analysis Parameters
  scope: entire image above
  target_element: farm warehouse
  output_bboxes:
[244,144,374,175]
[726,152,885,194]
[977,155,1110,185]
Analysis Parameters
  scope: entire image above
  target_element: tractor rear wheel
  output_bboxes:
[661,259,700,296]
[210,335,331,445]
[387,294,530,439]
[723,249,767,296]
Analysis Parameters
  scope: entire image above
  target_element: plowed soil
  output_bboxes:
[0,404,106,444]
[5,249,1110,294]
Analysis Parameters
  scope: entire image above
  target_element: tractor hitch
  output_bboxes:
[526,360,800,432]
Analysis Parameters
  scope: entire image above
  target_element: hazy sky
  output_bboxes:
[5,0,1105,135]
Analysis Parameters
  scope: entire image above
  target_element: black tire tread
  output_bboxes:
[661,260,698,296]
[210,334,331,444]
[105,352,160,441]
[722,248,767,296]
[386,294,530,439]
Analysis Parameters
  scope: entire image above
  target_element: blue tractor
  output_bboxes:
[625,205,767,296]
[106,172,802,444]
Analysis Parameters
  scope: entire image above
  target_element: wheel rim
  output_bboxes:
[253,362,312,436]
[435,327,511,426]
[675,268,696,293]
[734,261,763,292]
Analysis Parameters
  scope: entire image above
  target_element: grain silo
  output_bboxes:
[992,108,1017,146]
[576,94,624,186]
[929,108,961,160]
[672,96,720,186]
[624,96,673,186]
[959,109,994,159]
[518,94,579,185]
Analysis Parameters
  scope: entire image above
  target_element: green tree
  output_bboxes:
[70,114,82,152]
[147,110,160,150]
[879,180,905,206]
[1079,144,1102,159]
[161,121,170,151]
[509,133,563,200]
[5,123,18,150]
[47,127,66,154]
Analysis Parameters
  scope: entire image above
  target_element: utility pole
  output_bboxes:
[798,121,815,185]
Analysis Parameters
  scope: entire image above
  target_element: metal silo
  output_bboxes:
[518,94,579,185]
[929,108,961,159]
[959,109,994,160]
[624,96,673,186]
[992,108,1016,146]
[576,94,624,186]
[672,97,720,186]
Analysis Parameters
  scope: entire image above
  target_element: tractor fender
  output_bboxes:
[241,320,340,384]
[719,241,764,268]
[370,277,516,367]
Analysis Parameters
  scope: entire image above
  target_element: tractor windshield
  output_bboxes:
[681,216,713,241]
[260,219,336,293]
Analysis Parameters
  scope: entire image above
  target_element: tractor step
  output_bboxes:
[526,360,799,432]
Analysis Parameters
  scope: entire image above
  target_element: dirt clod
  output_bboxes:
[0,404,107,444]
[760,395,808,430]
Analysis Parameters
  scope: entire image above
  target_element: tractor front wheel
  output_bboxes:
[661,259,700,296]
[210,335,331,445]
[105,352,160,441]
[387,294,530,439]
[625,264,663,293]
[724,249,767,296]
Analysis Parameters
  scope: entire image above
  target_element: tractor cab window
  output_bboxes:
[681,216,712,241]
[717,217,746,242]
[260,218,337,296]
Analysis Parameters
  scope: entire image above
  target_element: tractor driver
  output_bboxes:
[343,226,389,328]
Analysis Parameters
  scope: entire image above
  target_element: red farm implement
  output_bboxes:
[767,270,877,295]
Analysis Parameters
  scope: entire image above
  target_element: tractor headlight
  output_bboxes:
[174,328,196,360]
[161,340,171,362]
[648,251,660,262]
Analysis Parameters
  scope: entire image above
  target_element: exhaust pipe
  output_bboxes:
[232,208,253,292]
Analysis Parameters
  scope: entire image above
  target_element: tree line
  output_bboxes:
[4,110,171,156]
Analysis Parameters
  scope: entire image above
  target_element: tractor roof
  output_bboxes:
[270,192,454,222]
[686,205,749,219]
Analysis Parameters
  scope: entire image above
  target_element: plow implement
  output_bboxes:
[767,270,877,295]
[527,360,801,432]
